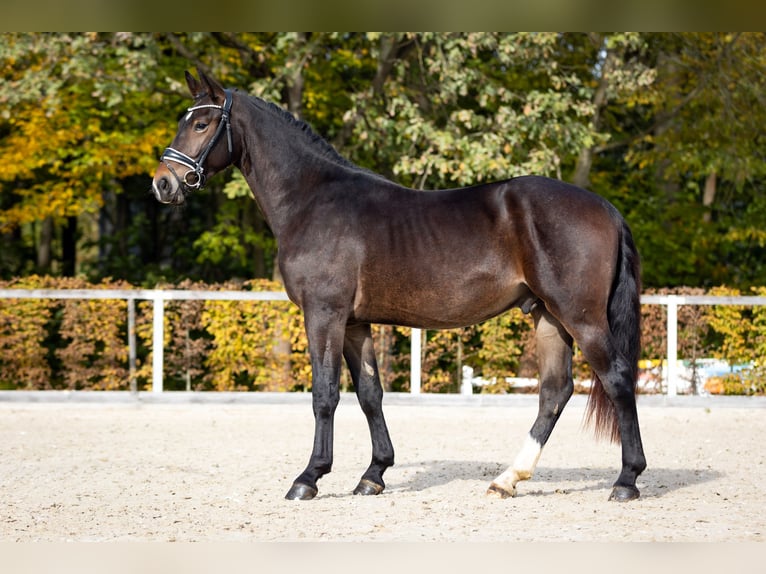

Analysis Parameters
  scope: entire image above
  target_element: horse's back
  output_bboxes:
[289,172,624,329]
[346,175,617,329]
[503,175,620,220]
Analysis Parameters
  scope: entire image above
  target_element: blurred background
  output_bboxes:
[1,33,765,393]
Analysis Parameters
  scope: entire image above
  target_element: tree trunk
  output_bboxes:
[98,189,115,265]
[62,216,78,277]
[334,34,415,153]
[285,32,309,120]
[572,147,594,189]
[572,34,612,188]
[372,34,414,97]
[702,171,717,223]
[654,49,682,201]
[37,217,54,272]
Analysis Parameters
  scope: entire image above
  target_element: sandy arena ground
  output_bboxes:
[0,392,764,542]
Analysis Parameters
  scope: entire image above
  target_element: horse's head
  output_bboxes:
[152,69,234,205]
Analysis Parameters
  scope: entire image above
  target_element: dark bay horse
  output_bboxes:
[152,69,646,502]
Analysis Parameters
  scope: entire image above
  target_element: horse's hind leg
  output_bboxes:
[487,308,574,498]
[343,323,395,495]
[575,329,646,501]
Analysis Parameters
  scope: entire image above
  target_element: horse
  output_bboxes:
[152,69,646,502]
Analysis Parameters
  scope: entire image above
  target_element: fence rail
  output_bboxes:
[0,289,288,393]
[640,294,766,396]
[1,289,764,395]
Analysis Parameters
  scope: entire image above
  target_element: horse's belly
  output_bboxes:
[353,274,529,330]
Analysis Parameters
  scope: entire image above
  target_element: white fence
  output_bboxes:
[0,289,288,393]
[1,289,765,396]
[641,294,766,396]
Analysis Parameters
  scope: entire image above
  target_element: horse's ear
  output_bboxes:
[185,70,203,99]
[197,67,226,104]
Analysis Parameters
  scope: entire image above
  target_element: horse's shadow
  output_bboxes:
[386,460,723,499]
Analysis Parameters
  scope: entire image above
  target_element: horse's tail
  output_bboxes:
[585,216,642,443]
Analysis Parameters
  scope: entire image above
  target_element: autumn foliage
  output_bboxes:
[1,278,765,394]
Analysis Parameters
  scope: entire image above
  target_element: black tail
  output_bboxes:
[585,217,642,443]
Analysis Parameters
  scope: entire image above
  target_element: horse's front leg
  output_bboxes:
[285,309,347,500]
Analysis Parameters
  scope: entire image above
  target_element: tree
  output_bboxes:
[570,33,657,188]
[2,33,766,289]
[343,33,602,188]
[0,33,174,277]
[620,33,766,287]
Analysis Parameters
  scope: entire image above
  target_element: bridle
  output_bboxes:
[160,89,234,191]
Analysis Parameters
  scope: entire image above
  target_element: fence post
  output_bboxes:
[410,328,422,394]
[127,298,137,395]
[666,295,679,397]
[152,293,164,393]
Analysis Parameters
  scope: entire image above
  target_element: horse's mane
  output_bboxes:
[249,95,365,173]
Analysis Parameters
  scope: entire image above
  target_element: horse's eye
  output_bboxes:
[194,122,208,133]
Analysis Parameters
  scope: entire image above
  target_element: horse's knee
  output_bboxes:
[312,387,340,419]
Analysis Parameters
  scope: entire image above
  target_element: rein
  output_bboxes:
[160,89,233,190]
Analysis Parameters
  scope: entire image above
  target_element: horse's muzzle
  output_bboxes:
[152,174,186,205]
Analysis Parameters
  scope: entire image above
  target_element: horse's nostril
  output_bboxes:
[158,177,170,192]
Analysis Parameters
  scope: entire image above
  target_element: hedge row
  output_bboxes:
[1,277,764,394]
[0,276,306,392]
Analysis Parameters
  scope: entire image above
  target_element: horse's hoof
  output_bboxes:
[486,482,515,499]
[353,479,384,496]
[609,485,640,502]
[285,482,318,500]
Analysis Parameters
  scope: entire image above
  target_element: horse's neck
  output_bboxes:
[235,100,351,238]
